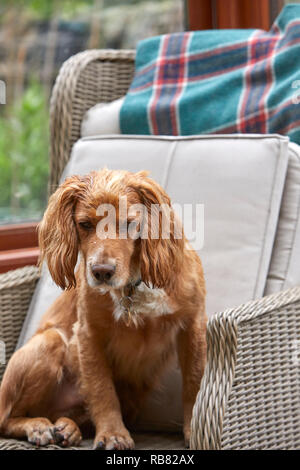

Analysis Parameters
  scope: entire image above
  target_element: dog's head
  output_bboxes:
[39,169,184,292]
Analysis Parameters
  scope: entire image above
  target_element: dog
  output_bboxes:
[0,168,207,450]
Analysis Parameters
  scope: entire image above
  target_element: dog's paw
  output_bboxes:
[26,418,55,447]
[53,417,82,447]
[93,431,135,450]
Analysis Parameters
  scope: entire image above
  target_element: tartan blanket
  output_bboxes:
[120,4,300,144]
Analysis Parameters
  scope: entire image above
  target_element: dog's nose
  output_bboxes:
[91,264,115,283]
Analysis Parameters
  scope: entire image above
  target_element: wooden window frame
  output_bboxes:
[0,222,39,273]
[185,0,284,31]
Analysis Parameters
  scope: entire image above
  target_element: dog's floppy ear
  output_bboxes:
[38,175,88,290]
[131,172,184,290]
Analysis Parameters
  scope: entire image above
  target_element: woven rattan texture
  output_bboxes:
[0,266,39,383]
[191,287,300,450]
[0,432,185,450]
[49,49,135,193]
[221,306,300,450]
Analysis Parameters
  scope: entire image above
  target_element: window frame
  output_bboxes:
[185,0,284,31]
[0,222,39,273]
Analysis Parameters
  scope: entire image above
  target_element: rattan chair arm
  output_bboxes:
[0,266,40,382]
[190,285,300,450]
[0,265,39,291]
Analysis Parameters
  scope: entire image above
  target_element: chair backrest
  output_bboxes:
[49,49,135,193]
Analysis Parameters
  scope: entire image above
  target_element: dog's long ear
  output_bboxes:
[38,175,88,290]
[131,172,184,290]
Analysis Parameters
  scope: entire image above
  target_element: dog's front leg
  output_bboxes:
[177,315,207,447]
[77,328,134,450]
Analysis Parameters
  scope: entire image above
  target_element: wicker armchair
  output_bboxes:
[0,49,299,450]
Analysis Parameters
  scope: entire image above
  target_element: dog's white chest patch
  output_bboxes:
[110,283,173,323]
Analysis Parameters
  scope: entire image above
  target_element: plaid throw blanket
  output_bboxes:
[120,5,300,144]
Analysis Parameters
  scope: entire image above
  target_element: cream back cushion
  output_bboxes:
[63,134,288,317]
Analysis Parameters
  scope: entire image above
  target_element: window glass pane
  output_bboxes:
[0,0,183,225]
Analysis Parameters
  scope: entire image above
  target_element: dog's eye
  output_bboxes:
[78,221,93,231]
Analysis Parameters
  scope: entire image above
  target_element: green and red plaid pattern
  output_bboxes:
[120,5,300,144]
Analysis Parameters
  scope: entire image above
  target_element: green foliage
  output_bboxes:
[0,82,49,223]
[0,1,160,21]
[27,0,94,20]
[0,0,95,21]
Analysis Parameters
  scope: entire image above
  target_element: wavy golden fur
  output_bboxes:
[0,169,207,450]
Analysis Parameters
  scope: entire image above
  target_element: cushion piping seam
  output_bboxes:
[253,139,286,298]
[281,146,300,291]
